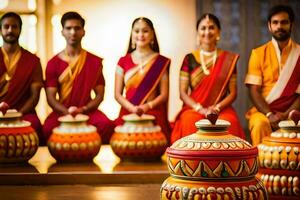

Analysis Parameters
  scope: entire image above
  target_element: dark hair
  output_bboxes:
[267,4,294,23]
[61,11,85,28]
[196,13,221,30]
[127,17,160,53]
[0,12,22,29]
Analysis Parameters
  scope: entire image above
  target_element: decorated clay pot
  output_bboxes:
[161,119,268,200]
[110,114,167,160]
[47,114,101,161]
[257,120,300,199]
[0,110,39,163]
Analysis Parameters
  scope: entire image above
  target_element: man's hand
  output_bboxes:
[288,110,300,124]
[267,112,281,130]
[0,102,9,115]
[68,106,83,117]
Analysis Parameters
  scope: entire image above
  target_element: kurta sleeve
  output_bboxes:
[245,49,262,86]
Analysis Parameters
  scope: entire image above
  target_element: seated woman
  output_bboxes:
[114,17,171,142]
[171,13,245,144]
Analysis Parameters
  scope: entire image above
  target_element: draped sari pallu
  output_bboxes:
[116,54,171,140]
[0,49,44,144]
[0,48,40,110]
[269,55,300,112]
[43,51,115,144]
[171,50,245,143]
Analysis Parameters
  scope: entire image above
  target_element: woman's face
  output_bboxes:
[197,17,220,47]
[131,19,154,49]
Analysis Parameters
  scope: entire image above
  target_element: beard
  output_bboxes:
[272,29,291,42]
[2,34,19,44]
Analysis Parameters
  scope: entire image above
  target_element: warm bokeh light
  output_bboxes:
[27,0,36,11]
[29,147,57,174]
[0,0,9,10]
[93,145,120,173]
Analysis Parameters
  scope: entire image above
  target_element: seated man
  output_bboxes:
[0,12,44,144]
[245,5,300,146]
[43,12,115,144]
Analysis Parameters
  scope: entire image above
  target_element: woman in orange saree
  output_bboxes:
[171,13,245,144]
[114,17,171,141]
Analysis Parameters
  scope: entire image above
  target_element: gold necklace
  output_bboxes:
[134,51,153,74]
[200,49,217,75]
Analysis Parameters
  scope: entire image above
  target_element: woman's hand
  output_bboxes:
[131,105,144,116]
[198,107,208,115]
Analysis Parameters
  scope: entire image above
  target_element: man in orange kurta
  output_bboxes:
[43,12,115,144]
[0,12,45,144]
[245,5,300,146]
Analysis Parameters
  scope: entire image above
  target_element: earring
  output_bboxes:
[216,36,220,41]
[131,41,136,49]
[150,40,154,48]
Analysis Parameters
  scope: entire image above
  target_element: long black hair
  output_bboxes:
[127,17,160,53]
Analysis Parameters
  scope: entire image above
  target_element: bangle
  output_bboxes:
[147,102,153,109]
[193,103,203,112]
[266,112,273,118]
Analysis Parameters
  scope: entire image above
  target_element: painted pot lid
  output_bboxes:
[279,119,300,130]
[58,114,89,123]
[0,109,22,119]
[168,119,255,154]
[122,114,155,122]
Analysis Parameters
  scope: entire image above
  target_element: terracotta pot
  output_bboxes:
[110,114,167,160]
[257,120,300,199]
[0,110,39,163]
[47,114,101,161]
[161,119,268,200]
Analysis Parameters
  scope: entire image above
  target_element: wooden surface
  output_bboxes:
[0,145,169,185]
[0,184,161,200]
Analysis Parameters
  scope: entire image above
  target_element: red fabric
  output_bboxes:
[43,51,115,144]
[115,54,171,141]
[23,113,46,145]
[0,48,40,110]
[188,51,237,108]
[45,52,105,106]
[171,51,245,144]
[270,55,300,112]
[0,49,44,143]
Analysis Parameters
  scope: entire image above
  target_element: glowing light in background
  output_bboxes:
[0,0,9,10]
[27,0,36,11]
[51,14,65,54]
[52,0,62,6]
[93,145,120,173]
[29,147,57,174]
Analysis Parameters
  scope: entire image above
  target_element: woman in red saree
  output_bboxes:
[114,17,171,141]
[171,13,245,143]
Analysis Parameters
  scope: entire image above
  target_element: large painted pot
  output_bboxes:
[0,110,39,163]
[110,114,167,160]
[161,119,268,200]
[257,120,300,199]
[47,114,101,161]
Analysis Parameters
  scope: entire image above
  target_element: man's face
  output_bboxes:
[61,19,85,46]
[268,12,292,42]
[0,17,21,44]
